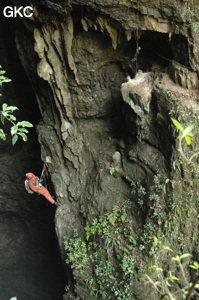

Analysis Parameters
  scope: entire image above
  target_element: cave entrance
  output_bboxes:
[136,30,174,72]
[0,12,67,300]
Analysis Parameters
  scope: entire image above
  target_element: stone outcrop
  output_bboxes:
[1,0,199,298]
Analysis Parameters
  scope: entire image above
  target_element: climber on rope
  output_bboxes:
[25,172,60,206]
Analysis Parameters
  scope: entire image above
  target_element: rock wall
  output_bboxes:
[5,0,199,298]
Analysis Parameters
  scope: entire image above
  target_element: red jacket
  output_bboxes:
[27,176,40,193]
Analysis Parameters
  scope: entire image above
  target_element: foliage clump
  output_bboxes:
[0,65,33,145]
[171,117,199,163]
[64,201,138,299]
[144,240,199,300]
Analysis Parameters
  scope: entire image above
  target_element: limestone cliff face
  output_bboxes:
[6,0,199,298]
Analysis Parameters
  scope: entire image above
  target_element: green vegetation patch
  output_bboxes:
[64,201,138,299]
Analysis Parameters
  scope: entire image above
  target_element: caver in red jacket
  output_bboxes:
[26,172,59,205]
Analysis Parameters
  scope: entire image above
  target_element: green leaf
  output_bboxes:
[109,166,119,175]
[195,284,199,289]
[193,261,199,268]
[121,212,127,222]
[12,135,18,145]
[179,253,192,260]
[144,274,154,284]
[2,103,7,111]
[184,135,192,145]
[182,124,195,139]
[11,125,18,136]
[172,256,180,262]
[164,246,173,252]
[8,115,16,122]
[7,106,18,112]
[150,265,162,271]
[1,110,7,117]
[0,114,5,124]
[18,132,28,142]
[166,280,171,287]
[0,76,11,83]
[187,132,194,137]
[0,129,6,141]
[171,118,184,131]
[109,167,115,175]
[189,265,197,270]
[171,275,179,281]
[153,236,159,246]
[17,121,33,128]
[18,128,28,133]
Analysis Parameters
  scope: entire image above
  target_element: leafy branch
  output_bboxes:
[0,65,11,91]
[171,117,199,162]
[0,65,33,145]
[144,241,199,300]
[0,103,33,145]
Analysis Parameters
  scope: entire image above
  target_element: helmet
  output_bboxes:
[26,172,34,179]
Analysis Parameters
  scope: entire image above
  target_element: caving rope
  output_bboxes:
[39,163,54,196]
[39,163,47,185]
